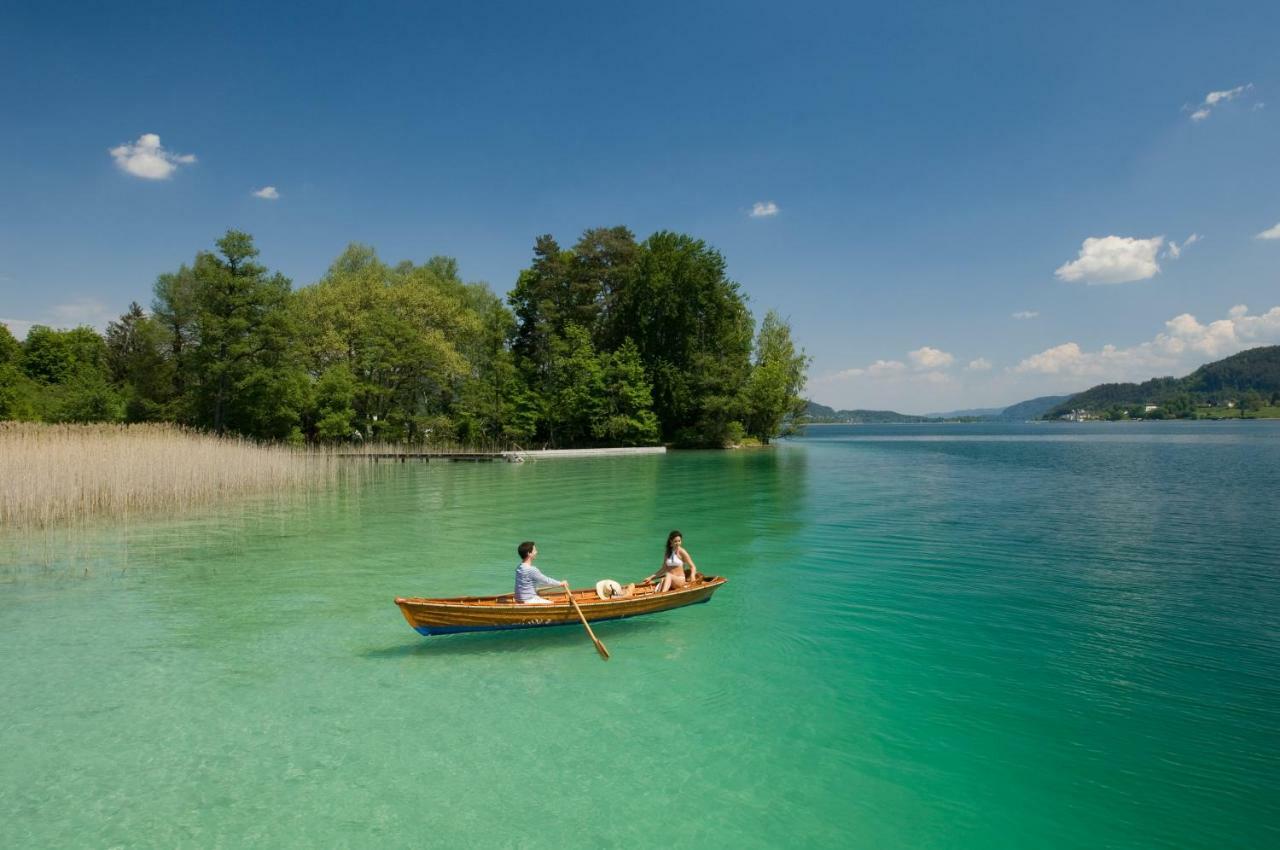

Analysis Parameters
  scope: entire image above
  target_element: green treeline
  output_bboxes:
[1043,345,1280,419]
[0,228,809,447]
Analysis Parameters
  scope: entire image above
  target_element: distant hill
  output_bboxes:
[1044,346,1280,418]
[925,406,1005,419]
[803,401,941,423]
[807,394,1073,424]
[993,394,1072,421]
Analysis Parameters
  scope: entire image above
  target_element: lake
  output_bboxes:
[2,421,1278,848]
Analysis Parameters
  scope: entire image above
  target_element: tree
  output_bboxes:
[151,264,200,421]
[548,324,605,446]
[0,324,39,420]
[572,226,639,348]
[184,230,302,437]
[15,325,123,423]
[596,338,659,445]
[607,231,754,444]
[291,244,478,442]
[105,302,172,421]
[312,364,357,441]
[744,311,810,443]
[1163,393,1195,419]
[1241,390,1265,415]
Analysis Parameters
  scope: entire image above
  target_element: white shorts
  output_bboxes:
[518,595,553,605]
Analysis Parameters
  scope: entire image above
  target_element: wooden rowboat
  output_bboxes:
[395,575,727,636]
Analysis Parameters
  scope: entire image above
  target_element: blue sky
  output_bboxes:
[2,0,1278,413]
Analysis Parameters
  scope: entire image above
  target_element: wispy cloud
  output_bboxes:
[1014,304,1280,379]
[252,186,280,200]
[966,357,993,371]
[1164,233,1200,259]
[50,298,116,331]
[749,201,779,218]
[1012,310,1039,320]
[1256,222,1280,240]
[109,133,197,180]
[1187,83,1254,121]
[2,299,117,337]
[1055,235,1165,285]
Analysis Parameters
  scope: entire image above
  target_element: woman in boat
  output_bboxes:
[648,530,698,593]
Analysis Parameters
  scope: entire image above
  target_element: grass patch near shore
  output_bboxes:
[0,422,341,529]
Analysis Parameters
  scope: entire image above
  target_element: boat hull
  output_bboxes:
[395,576,726,636]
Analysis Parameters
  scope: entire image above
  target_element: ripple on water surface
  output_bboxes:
[2,422,1279,848]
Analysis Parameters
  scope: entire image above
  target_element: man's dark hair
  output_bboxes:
[518,541,536,560]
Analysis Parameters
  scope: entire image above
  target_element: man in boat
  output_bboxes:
[515,541,569,605]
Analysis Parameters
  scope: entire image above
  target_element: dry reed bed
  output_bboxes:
[0,422,339,529]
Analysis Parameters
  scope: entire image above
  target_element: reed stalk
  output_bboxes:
[0,422,340,529]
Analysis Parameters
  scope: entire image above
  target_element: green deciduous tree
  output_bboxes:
[0,324,39,420]
[744,311,811,443]
[291,244,478,442]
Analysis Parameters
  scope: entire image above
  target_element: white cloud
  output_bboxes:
[1012,310,1039,320]
[1165,233,1200,259]
[815,359,905,383]
[867,359,906,377]
[252,186,280,200]
[1188,83,1254,121]
[1014,304,1280,379]
[1054,235,1164,284]
[1256,222,1280,240]
[967,357,993,371]
[109,133,196,180]
[908,346,954,369]
[750,201,779,218]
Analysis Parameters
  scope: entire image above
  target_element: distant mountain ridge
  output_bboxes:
[925,406,1005,419]
[803,402,941,423]
[804,393,1072,424]
[1045,346,1280,417]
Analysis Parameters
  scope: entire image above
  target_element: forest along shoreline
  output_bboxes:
[0,226,810,452]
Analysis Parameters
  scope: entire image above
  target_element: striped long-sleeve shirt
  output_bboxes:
[514,563,562,602]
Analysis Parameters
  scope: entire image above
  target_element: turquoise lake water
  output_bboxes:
[2,421,1278,848]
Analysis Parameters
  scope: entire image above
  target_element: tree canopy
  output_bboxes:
[1,227,808,447]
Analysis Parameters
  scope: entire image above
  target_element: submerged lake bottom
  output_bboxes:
[2,421,1278,848]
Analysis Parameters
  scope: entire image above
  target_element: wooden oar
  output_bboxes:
[562,586,610,660]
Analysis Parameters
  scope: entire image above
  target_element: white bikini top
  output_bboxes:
[665,550,682,568]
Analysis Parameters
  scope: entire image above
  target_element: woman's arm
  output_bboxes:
[680,547,698,579]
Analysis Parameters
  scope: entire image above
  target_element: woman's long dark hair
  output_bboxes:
[666,530,683,560]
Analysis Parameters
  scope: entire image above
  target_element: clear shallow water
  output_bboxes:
[2,421,1278,848]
